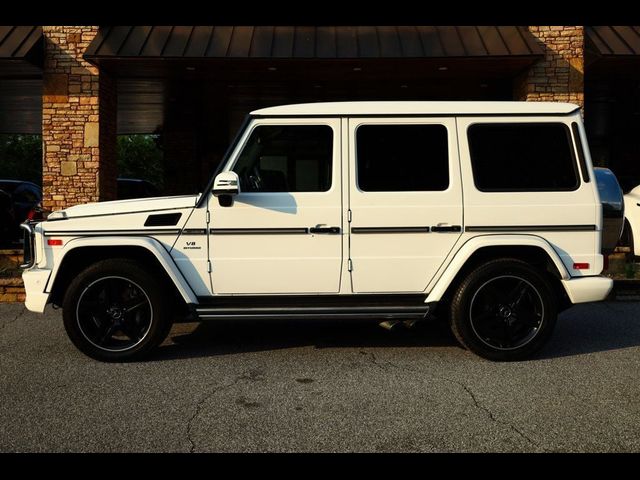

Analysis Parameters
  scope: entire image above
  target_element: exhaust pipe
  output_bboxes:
[378,319,421,331]
[378,320,402,331]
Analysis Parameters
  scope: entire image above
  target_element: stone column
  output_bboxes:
[42,26,117,211]
[514,26,584,108]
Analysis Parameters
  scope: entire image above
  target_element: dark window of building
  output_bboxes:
[467,123,579,192]
[356,124,449,192]
[233,125,333,192]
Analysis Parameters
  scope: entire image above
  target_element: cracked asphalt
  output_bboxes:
[1,301,640,452]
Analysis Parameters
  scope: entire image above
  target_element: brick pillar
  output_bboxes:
[514,26,584,108]
[42,26,117,211]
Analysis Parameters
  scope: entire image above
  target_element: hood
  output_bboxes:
[47,194,199,220]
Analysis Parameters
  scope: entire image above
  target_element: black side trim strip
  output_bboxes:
[196,312,427,320]
[210,228,309,235]
[431,225,462,232]
[351,227,430,234]
[182,228,207,235]
[144,212,182,227]
[43,229,182,236]
[465,225,597,232]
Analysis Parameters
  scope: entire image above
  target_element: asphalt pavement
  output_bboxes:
[1,301,639,452]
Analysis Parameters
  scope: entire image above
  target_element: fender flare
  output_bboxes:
[425,234,570,303]
[45,236,199,305]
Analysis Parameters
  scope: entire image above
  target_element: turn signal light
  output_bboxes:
[47,239,63,246]
[573,263,590,270]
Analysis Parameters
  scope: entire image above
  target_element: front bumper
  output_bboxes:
[561,275,614,304]
[22,268,51,313]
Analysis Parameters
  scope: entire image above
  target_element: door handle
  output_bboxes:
[310,226,341,234]
[431,224,462,232]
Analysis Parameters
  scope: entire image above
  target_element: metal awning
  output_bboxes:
[0,27,42,134]
[85,26,545,134]
[0,26,43,76]
[586,26,640,76]
[85,26,543,59]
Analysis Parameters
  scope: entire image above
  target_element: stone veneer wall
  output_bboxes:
[41,26,117,211]
[514,26,584,108]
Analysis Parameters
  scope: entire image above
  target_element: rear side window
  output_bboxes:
[467,123,579,192]
[356,124,449,192]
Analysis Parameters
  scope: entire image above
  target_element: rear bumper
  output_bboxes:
[561,275,613,304]
[22,268,51,313]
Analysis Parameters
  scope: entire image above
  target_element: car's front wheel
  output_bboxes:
[449,258,557,361]
[62,258,173,362]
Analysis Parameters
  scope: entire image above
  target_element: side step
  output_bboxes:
[192,294,436,321]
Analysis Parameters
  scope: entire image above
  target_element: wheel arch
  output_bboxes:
[426,235,571,309]
[47,237,198,307]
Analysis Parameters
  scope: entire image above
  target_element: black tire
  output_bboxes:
[449,258,557,361]
[62,258,174,362]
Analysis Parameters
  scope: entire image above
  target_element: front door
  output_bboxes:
[347,118,463,293]
[209,118,343,294]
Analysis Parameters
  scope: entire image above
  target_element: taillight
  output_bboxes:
[47,239,63,246]
[573,262,590,270]
[26,209,36,220]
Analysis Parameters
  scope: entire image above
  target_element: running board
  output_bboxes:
[192,295,436,321]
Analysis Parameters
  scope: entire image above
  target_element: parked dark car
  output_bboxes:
[117,178,160,200]
[0,180,42,246]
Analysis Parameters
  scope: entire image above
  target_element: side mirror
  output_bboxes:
[213,171,240,196]
[212,171,240,207]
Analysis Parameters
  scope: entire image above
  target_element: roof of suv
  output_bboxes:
[251,101,581,117]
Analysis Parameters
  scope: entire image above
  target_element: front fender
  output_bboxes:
[425,234,571,303]
[45,236,198,305]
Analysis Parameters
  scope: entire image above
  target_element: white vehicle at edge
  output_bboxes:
[21,101,622,362]
[622,185,640,258]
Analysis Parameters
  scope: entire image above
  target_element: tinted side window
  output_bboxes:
[233,125,333,192]
[467,123,579,192]
[356,124,449,192]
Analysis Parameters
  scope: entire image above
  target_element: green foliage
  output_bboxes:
[117,135,164,190]
[624,262,637,279]
[0,135,42,184]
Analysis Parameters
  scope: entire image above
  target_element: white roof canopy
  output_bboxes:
[251,101,581,117]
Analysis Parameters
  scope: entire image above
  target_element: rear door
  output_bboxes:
[347,118,463,293]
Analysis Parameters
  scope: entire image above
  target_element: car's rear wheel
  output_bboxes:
[449,258,557,361]
[62,259,173,362]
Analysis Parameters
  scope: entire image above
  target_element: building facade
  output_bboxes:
[1,26,639,209]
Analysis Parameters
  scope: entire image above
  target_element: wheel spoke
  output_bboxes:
[97,323,116,345]
[90,310,109,329]
[507,281,529,306]
[123,298,147,313]
[119,320,142,342]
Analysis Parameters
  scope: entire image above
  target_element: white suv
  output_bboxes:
[21,102,618,362]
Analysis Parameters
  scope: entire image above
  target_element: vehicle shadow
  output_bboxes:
[151,302,640,362]
[154,317,461,361]
[536,302,640,360]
